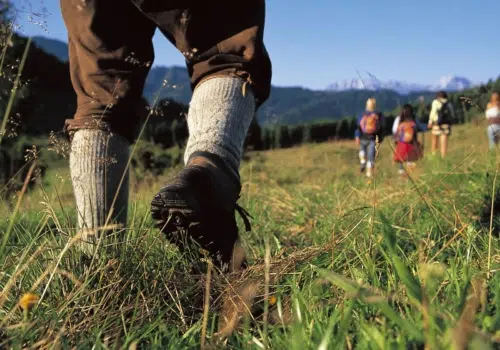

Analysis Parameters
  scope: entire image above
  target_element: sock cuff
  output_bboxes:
[192,76,256,104]
[71,129,130,146]
[71,129,130,156]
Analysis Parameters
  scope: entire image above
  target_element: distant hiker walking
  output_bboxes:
[393,104,427,174]
[485,92,500,150]
[355,98,384,178]
[427,91,455,158]
[61,0,272,271]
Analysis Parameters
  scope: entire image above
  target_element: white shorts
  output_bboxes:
[431,124,451,136]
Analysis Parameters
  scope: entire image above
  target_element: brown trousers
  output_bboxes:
[60,0,272,142]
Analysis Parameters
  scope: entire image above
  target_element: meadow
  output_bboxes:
[0,121,499,349]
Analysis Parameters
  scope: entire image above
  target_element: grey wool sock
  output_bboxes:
[70,129,130,233]
[183,76,256,181]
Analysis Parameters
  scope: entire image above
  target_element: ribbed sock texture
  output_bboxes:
[183,76,256,181]
[70,129,130,230]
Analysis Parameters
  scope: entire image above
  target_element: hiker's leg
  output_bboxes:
[440,134,448,158]
[431,132,439,155]
[143,0,272,269]
[366,140,376,177]
[487,126,494,150]
[359,140,367,172]
[134,0,271,178]
[61,0,156,231]
[398,162,404,174]
[487,125,499,150]
[494,125,500,149]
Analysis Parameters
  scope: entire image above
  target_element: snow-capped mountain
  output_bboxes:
[326,76,474,95]
[432,75,473,92]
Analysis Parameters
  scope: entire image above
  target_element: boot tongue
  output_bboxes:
[187,153,241,212]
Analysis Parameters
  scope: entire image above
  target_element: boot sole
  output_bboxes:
[151,190,201,235]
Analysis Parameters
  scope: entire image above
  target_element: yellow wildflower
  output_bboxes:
[269,295,277,306]
[19,293,39,311]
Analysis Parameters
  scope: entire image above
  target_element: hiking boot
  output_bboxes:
[150,151,251,273]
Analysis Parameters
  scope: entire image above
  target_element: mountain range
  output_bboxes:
[31,36,485,125]
[326,76,475,95]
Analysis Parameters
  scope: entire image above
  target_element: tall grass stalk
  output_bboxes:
[0,159,35,259]
[487,162,498,277]
[0,21,14,75]
[0,36,31,150]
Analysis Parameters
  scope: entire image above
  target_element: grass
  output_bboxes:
[0,121,499,349]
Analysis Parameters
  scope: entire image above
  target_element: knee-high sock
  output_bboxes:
[70,130,130,231]
[183,76,256,181]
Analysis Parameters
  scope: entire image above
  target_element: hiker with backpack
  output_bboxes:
[485,92,500,150]
[393,104,427,175]
[355,98,384,178]
[392,108,428,137]
[427,91,455,158]
[60,0,272,272]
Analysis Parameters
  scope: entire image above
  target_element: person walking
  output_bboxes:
[393,104,427,174]
[392,108,427,137]
[60,0,272,272]
[355,98,384,178]
[427,91,455,158]
[485,92,500,150]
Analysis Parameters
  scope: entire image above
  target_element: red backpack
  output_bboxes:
[360,112,380,135]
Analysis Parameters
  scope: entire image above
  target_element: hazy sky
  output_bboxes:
[11,0,499,89]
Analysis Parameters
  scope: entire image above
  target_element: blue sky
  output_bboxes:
[11,0,500,89]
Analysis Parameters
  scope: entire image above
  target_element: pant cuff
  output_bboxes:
[64,117,136,143]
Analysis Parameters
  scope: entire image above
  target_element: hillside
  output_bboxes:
[138,65,438,125]
[261,87,433,125]
[1,122,498,348]
[32,36,69,62]
[142,67,438,124]
[1,35,76,137]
